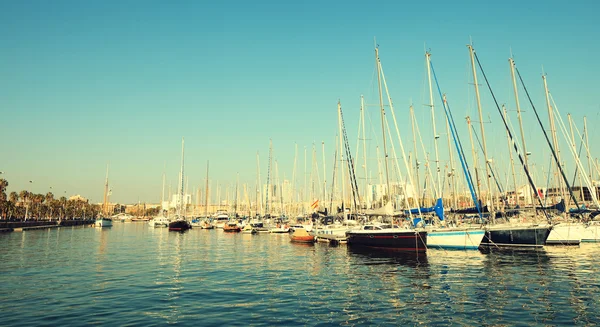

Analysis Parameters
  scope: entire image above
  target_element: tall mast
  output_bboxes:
[161,163,166,211]
[376,146,384,188]
[466,116,482,203]
[443,94,458,209]
[468,44,493,213]
[360,95,369,210]
[584,117,592,184]
[204,161,209,217]
[256,152,262,216]
[304,146,307,214]
[409,104,421,205]
[426,51,441,196]
[179,137,185,218]
[504,105,519,206]
[509,57,533,207]
[266,139,272,216]
[375,45,391,202]
[103,163,109,216]
[543,74,564,203]
[338,101,347,217]
[292,143,297,216]
[322,141,327,211]
[234,173,239,216]
[568,114,585,203]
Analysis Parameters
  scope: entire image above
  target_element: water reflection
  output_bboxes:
[1,224,599,326]
[346,246,429,268]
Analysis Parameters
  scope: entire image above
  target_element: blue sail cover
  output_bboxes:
[408,198,444,227]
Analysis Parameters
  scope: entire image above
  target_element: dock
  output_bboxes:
[315,234,347,245]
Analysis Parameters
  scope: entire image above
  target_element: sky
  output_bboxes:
[1,0,599,204]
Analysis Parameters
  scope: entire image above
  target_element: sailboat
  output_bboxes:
[462,45,552,247]
[345,46,427,252]
[409,51,484,250]
[95,164,113,228]
[169,138,192,232]
[149,168,170,228]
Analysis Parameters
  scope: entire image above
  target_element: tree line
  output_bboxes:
[0,178,100,220]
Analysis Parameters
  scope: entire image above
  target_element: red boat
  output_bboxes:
[223,222,241,233]
[290,227,315,243]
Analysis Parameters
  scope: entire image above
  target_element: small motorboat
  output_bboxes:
[290,227,315,243]
[242,224,257,234]
[223,222,241,233]
[168,220,192,232]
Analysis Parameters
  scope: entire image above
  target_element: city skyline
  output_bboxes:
[2,0,599,203]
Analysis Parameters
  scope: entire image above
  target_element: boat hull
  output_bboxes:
[480,225,551,248]
[581,223,600,242]
[95,218,112,228]
[168,220,192,232]
[290,235,315,243]
[546,223,583,245]
[346,230,427,252]
[426,229,485,250]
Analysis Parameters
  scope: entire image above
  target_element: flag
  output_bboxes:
[311,199,319,209]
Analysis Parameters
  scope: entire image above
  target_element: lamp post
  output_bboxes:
[25,180,33,220]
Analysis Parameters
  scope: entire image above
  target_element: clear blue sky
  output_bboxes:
[2,0,599,204]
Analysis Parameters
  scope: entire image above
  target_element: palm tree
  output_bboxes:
[0,179,8,218]
[9,192,18,204]
[45,192,54,204]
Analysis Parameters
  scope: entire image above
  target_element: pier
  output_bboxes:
[315,234,347,245]
[0,219,95,232]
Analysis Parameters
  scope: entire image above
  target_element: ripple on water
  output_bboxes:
[1,226,600,325]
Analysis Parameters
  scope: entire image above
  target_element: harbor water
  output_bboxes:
[1,223,599,326]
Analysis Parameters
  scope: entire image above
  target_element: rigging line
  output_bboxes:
[513,65,581,211]
[414,107,438,200]
[430,61,482,219]
[340,105,361,209]
[473,52,551,222]
[544,155,552,207]
[470,124,505,196]
[570,115,600,178]
[550,94,600,207]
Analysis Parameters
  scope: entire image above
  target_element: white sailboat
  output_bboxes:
[95,164,113,228]
[149,168,170,228]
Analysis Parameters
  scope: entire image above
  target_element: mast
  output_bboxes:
[468,44,494,213]
[509,57,533,207]
[360,95,369,210]
[584,116,592,184]
[338,101,347,218]
[204,161,209,217]
[426,51,441,196]
[256,152,262,216]
[161,163,166,212]
[504,105,519,207]
[291,144,297,216]
[178,137,185,219]
[443,94,458,209]
[543,74,565,205]
[322,141,327,211]
[409,104,421,205]
[103,163,109,216]
[568,115,584,203]
[466,116,482,203]
[234,173,239,217]
[266,139,272,216]
[375,45,391,204]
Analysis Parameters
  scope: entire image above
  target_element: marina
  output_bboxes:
[2,0,600,325]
